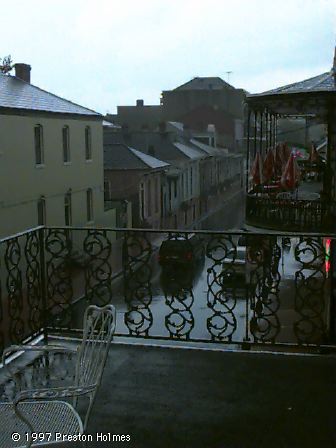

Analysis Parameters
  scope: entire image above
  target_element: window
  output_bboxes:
[168,181,172,211]
[190,167,193,193]
[85,126,92,160]
[154,178,159,213]
[104,179,111,201]
[62,126,70,163]
[140,183,145,220]
[86,188,93,222]
[34,125,44,165]
[37,196,46,225]
[147,179,152,217]
[64,191,72,226]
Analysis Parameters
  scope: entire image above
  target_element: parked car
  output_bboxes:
[220,236,259,296]
[221,245,249,288]
[158,233,205,267]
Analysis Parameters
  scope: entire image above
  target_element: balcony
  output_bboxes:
[0,227,335,446]
[246,191,332,232]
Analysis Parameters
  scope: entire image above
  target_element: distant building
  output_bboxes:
[0,63,114,238]
[104,143,169,228]
[108,77,246,153]
[104,125,243,229]
[161,77,246,151]
[106,99,163,132]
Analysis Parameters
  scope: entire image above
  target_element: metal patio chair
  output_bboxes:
[0,304,116,447]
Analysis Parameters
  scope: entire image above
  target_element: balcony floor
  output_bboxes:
[83,343,336,448]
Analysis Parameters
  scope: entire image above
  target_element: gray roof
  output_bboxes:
[0,73,101,116]
[104,143,169,170]
[173,77,235,91]
[167,121,184,132]
[173,142,204,159]
[128,146,169,168]
[249,70,336,98]
[103,120,121,128]
[104,130,192,163]
[189,139,223,156]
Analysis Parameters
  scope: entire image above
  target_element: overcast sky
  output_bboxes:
[2,0,335,114]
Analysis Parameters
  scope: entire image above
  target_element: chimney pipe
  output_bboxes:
[14,63,31,83]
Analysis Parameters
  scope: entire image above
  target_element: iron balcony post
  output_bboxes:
[329,239,336,343]
[38,226,48,344]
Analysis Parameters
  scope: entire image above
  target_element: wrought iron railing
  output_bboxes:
[246,195,333,232]
[0,226,335,354]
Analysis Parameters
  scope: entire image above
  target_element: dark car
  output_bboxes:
[158,233,205,267]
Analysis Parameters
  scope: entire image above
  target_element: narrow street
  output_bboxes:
[72,188,329,349]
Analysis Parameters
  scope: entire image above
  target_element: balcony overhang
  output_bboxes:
[247,91,336,117]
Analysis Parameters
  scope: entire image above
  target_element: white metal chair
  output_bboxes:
[0,304,116,447]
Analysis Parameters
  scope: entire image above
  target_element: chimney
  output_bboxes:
[14,63,31,83]
[136,99,144,107]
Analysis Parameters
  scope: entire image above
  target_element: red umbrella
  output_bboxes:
[274,144,283,177]
[262,149,275,182]
[280,153,301,190]
[282,143,291,163]
[250,152,263,186]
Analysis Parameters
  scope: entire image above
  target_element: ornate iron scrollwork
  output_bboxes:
[162,233,195,340]
[5,237,24,343]
[249,236,281,343]
[206,235,238,341]
[0,251,4,354]
[165,286,194,340]
[294,237,327,344]
[45,229,73,328]
[25,230,43,334]
[123,231,153,336]
[83,230,112,306]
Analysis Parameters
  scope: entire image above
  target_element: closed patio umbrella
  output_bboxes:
[250,152,263,186]
[263,149,275,182]
[274,144,283,177]
[280,153,301,190]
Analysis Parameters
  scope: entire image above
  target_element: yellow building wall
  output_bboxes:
[0,113,109,238]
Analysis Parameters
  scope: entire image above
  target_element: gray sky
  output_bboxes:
[2,0,336,114]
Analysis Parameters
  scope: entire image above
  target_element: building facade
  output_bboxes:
[104,126,244,230]
[108,77,246,153]
[0,64,113,238]
[104,142,169,228]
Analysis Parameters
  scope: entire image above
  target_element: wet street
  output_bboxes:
[71,188,330,349]
[109,234,330,349]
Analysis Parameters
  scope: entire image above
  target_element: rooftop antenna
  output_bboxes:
[226,71,232,83]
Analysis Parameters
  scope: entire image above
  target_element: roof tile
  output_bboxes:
[0,73,100,116]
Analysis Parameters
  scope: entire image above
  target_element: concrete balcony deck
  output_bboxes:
[81,343,336,448]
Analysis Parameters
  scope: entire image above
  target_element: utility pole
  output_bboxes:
[226,71,233,83]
